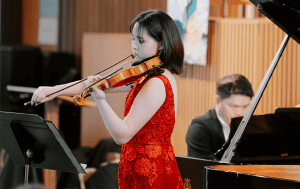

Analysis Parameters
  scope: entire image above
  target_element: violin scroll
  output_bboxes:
[73,94,87,107]
[73,87,93,107]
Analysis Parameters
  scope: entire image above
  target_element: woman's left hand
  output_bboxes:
[84,75,106,100]
[91,85,106,100]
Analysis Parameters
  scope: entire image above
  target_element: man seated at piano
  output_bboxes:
[186,74,254,160]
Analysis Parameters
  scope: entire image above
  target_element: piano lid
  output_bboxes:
[227,111,300,164]
[250,0,300,44]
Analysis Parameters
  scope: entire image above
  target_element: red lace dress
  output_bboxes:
[118,75,183,189]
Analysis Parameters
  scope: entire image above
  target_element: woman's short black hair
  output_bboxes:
[216,74,254,100]
[130,10,184,75]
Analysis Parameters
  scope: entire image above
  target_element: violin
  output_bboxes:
[73,56,163,107]
[24,54,163,107]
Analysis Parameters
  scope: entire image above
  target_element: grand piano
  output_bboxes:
[177,109,300,188]
[177,0,300,188]
[203,0,300,188]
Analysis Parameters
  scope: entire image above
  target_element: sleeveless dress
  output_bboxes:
[118,75,184,189]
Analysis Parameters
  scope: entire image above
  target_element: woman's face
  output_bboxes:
[131,23,161,61]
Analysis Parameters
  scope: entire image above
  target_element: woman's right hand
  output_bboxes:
[30,86,56,105]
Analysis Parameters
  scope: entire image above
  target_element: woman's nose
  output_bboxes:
[132,41,138,50]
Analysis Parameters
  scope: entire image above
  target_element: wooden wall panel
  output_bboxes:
[63,0,167,72]
[22,0,39,46]
[62,0,261,72]
[171,18,300,156]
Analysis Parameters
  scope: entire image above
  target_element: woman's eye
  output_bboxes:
[138,39,144,44]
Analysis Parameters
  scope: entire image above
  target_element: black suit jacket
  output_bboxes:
[186,109,226,160]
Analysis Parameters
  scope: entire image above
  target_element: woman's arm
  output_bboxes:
[92,77,166,145]
[30,80,88,105]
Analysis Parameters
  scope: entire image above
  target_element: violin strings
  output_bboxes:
[44,55,134,98]
[84,67,123,91]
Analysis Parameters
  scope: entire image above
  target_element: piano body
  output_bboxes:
[205,165,300,189]
[202,0,300,188]
[204,111,300,189]
[177,110,300,188]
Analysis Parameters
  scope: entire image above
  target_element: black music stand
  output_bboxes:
[0,111,86,187]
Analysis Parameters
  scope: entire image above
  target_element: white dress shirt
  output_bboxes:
[216,113,230,141]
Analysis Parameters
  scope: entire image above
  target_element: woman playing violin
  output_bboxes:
[31,10,184,189]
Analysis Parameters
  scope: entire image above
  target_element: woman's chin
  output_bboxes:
[134,57,142,61]
[134,56,154,62]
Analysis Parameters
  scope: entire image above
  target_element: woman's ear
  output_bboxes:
[158,41,163,50]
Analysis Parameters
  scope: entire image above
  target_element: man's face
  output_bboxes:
[215,94,251,126]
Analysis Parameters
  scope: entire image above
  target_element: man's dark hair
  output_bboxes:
[216,74,254,100]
